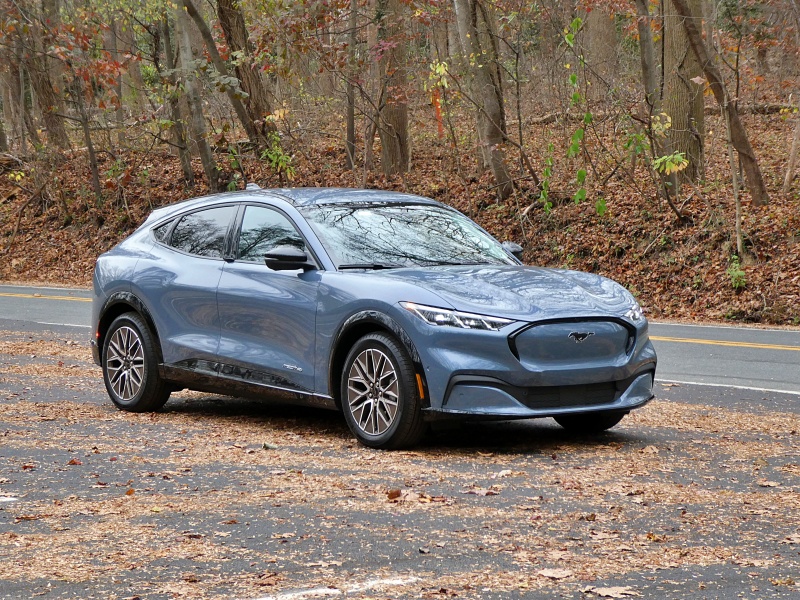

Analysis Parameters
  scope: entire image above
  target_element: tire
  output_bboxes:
[554,411,627,434]
[341,333,427,449]
[102,312,170,412]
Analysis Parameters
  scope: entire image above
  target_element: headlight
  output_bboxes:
[624,302,644,322]
[401,302,513,331]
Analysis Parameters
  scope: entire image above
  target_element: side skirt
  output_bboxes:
[160,363,337,410]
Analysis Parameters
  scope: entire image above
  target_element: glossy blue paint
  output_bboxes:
[92,187,657,426]
[216,263,320,393]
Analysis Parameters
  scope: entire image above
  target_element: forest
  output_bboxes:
[0,0,798,324]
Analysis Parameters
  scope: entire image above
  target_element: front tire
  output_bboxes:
[102,312,170,412]
[341,333,426,449]
[554,411,627,434]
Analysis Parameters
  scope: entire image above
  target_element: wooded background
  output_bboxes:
[1,0,799,323]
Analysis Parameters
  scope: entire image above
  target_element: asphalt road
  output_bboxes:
[0,284,798,395]
[1,284,799,599]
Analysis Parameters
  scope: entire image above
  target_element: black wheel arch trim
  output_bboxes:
[329,310,429,408]
[97,292,162,363]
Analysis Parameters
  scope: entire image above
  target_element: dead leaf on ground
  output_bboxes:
[463,486,500,496]
[537,568,572,579]
[782,534,800,544]
[582,585,641,598]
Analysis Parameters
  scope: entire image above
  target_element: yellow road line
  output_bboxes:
[651,335,800,352]
[0,292,91,303]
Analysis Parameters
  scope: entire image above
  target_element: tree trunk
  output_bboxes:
[160,18,196,186]
[671,0,770,206]
[118,20,146,115]
[216,0,275,137]
[583,7,617,100]
[634,0,683,220]
[10,48,42,152]
[176,5,223,192]
[376,0,410,176]
[26,57,71,150]
[364,0,379,171]
[452,0,512,199]
[181,0,264,146]
[783,114,800,196]
[345,0,357,169]
[27,0,70,151]
[2,69,18,150]
[72,79,103,204]
[0,115,7,152]
[663,0,705,183]
[108,21,126,150]
[634,0,659,109]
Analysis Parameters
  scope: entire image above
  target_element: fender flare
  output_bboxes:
[329,310,428,406]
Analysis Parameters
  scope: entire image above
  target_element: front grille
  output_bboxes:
[516,381,618,410]
[510,319,633,369]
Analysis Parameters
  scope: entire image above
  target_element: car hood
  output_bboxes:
[374,265,634,321]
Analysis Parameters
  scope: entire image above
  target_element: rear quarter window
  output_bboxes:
[152,221,172,243]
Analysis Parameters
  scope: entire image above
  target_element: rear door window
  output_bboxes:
[169,206,237,258]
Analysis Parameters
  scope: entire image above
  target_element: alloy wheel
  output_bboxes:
[346,347,399,436]
[105,325,145,401]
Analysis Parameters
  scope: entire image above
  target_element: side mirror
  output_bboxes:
[264,245,316,271]
[502,241,524,261]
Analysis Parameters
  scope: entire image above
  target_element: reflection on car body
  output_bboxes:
[92,187,657,448]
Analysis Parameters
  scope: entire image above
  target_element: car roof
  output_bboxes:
[268,187,441,207]
[144,187,442,225]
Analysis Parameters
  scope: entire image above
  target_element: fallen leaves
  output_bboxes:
[537,568,572,580]
[782,534,800,544]
[15,514,52,523]
[386,489,449,504]
[757,480,781,488]
[462,485,501,497]
[582,585,641,598]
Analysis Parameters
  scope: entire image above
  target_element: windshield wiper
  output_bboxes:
[337,263,403,270]
[423,260,488,266]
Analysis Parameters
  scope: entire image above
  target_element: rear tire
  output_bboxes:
[554,411,627,434]
[102,312,170,412]
[341,333,427,449]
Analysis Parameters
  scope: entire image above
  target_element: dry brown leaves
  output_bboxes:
[2,113,800,326]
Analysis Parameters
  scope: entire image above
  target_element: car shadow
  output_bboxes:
[161,393,651,455]
[423,418,650,456]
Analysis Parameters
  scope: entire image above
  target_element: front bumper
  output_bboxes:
[408,314,657,419]
[425,368,654,419]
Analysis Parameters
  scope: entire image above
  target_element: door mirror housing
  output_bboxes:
[264,246,316,271]
[502,241,524,262]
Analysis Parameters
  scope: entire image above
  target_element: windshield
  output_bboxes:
[298,203,516,268]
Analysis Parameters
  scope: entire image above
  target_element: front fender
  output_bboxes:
[328,310,429,408]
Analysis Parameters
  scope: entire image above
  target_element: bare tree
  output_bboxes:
[452,0,512,199]
[376,0,410,176]
[181,0,266,147]
[217,0,275,138]
[663,0,705,183]
[671,0,770,206]
[176,4,223,191]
